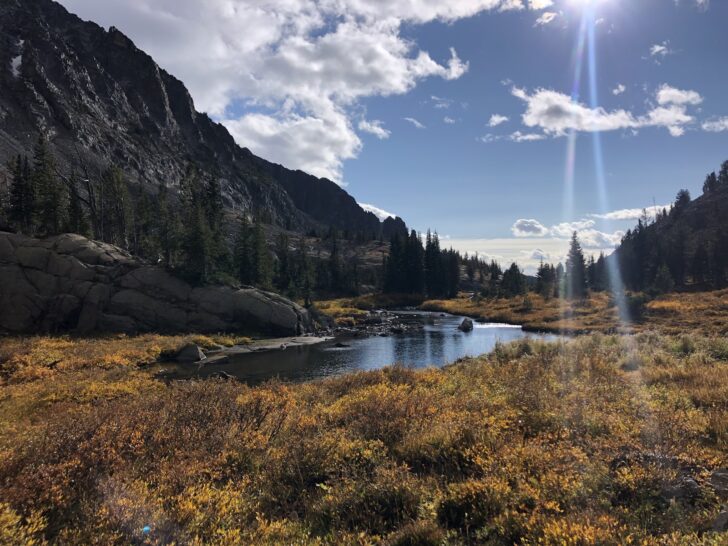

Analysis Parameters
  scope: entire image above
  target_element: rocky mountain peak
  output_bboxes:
[0,0,402,238]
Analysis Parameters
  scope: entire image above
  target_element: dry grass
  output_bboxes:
[0,333,727,544]
[422,289,728,336]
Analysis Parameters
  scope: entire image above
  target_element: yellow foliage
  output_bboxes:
[0,333,726,543]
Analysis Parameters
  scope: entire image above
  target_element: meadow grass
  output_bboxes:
[420,289,728,337]
[0,332,727,544]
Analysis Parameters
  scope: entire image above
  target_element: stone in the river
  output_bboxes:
[458,318,474,332]
[174,344,206,363]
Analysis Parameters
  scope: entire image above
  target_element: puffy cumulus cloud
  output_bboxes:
[512,219,550,237]
[443,116,457,124]
[358,119,391,139]
[550,220,597,239]
[656,84,703,106]
[488,114,509,127]
[512,86,699,138]
[224,112,360,182]
[359,203,396,220]
[529,0,554,8]
[703,117,728,133]
[512,218,623,250]
[534,12,558,26]
[62,0,534,183]
[612,84,626,96]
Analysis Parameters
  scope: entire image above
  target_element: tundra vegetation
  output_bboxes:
[1,332,727,544]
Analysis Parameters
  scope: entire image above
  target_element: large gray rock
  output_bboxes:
[0,232,311,336]
[711,469,728,500]
[458,318,474,332]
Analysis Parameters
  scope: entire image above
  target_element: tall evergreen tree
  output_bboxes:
[157,183,180,268]
[64,171,90,236]
[8,155,34,234]
[501,263,525,297]
[703,172,719,194]
[99,166,131,246]
[565,232,588,300]
[32,137,66,236]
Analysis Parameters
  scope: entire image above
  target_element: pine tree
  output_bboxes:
[32,137,66,236]
[691,244,709,285]
[565,232,588,300]
[703,172,719,194]
[719,161,728,186]
[252,221,272,289]
[64,171,90,236]
[157,183,180,268]
[405,230,425,295]
[8,155,34,234]
[295,237,314,306]
[233,215,254,285]
[99,166,131,246]
[501,263,525,297]
[653,263,675,294]
[274,232,293,294]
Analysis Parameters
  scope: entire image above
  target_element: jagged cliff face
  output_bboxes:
[0,0,397,236]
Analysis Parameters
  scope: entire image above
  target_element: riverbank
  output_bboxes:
[1,333,726,543]
[315,289,728,337]
[421,289,728,337]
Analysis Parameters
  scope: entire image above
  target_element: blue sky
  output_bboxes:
[58,0,727,271]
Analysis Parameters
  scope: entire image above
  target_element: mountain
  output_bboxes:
[613,164,728,292]
[0,0,401,238]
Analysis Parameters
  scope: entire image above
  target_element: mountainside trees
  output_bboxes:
[383,230,460,298]
[615,160,728,292]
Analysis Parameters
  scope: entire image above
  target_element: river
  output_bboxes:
[160,312,563,384]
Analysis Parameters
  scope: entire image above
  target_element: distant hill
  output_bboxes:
[0,0,406,239]
[613,161,728,292]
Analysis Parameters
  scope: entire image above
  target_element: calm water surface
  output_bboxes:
[164,312,562,384]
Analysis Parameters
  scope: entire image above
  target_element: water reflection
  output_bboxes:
[162,313,562,384]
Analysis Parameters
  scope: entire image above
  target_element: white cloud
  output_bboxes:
[612,84,626,96]
[224,112,360,182]
[443,116,457,124]
[512,217,624,250]
[529,0,554,8]
[512,86,697,138]
[359,203,396,221]
[431,95,454,109]
[525,248,550,261]
[656,84,703,106]
[58,0,501,184]
[499,0,526,11]
[404,117,426,129]
[534,12,558,26]
[590,204,672,221]
[649,41,674,61]
[702,117,728,132]
[509,130,547,142]
[550,219,597,239]
[512,219,550,237]
[358,119,391,139]
[488,114,509,127]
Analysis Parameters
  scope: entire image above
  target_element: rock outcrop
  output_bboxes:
[0,231,311,336]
